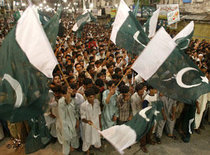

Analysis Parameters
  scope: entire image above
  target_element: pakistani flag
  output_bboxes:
[132,27,210,104]
[173,21,194,50]
[43,9,62,49]
[72,11,96,38]
[0,6,58,122]
[38,10,50,26]
[111,0,149,56]
[143,8,160,38]
[13,11,21,23]
[100,101,163,154]
[133,0,140,17]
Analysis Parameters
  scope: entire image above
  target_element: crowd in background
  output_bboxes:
[0,14,210,155]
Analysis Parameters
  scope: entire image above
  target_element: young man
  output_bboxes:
[57,86,79,155]
[80,88,102,154]
[156,94,177,144]
[131,84,145,116]
[101,80,118,130]
[117,85,132,125]
[139,86,157,153]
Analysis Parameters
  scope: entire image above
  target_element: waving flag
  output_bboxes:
[111,0,149,56]
[0,6,58,122]
[100,101,163,154]
[132,27,210,104]
[173,21,194,50]
[143,8,160,38]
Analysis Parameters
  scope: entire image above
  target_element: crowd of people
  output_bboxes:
[0,13,210,155]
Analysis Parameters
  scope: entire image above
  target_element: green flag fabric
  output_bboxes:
[111,0,149,56]
[13,11,21,23]
[173,21,194,50]
[133,0,140,17]
[132,27,210,104]
[0,27,49,122]
[38,10,50,26]
[0,6,58,122]
[43,9,62,49]
[72,11,96,38]
[100,101,163,154]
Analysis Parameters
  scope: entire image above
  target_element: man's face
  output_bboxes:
[89,67,95,74]
[123,93,130,101]
[137,89,144,96]
[77,55,83,61]
[150,89,157,95]
[71,88,77,98]
[108,65,114,74]
[87,95,95,104]
[53,76,61,86]
[86,83,93,89]
[76,64,83,73]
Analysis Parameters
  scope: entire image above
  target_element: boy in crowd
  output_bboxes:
[80,88,102,155]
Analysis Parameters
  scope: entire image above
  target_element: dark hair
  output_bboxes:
[95,60,101,65]
[83,78,93,86]
[106,63,114,69]
[75,63,81,68]
[147,85,154,90]
[107,80,115,87]
[76,53,82,58]
[119,85,129,94]
[135,83,144,92]
[87,64,95,72]
[101,69,107,74]
[115,67,121,74]
[89,56,95,62]
[85,88,95,97]
[127,74,132,79]
[92,85,100,94]
[70,83,77,89]
[95,79,104,87]
[112,73,120,80]
[109,54,114,58]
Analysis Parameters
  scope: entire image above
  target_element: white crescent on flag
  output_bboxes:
[2,74,23,108]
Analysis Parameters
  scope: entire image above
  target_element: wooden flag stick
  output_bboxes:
[115,68,130,88]
[57,64,70,88]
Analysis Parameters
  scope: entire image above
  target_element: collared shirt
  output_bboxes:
[117,94,132,122]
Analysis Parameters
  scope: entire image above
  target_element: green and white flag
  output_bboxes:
[173,21,194,50]
[43,9,62,49]
[143,8,160,38]
[111,0,149,56]
[0,6,58,122]
[38,10,50,26]
[132,27,210,104]
[72,11,96,38]
[100,101,163,154]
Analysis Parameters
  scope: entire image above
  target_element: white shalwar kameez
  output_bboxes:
[80,99,101,152]
[56,97,79,155]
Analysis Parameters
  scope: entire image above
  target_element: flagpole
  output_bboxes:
[57,64,70,87]
[115,68,130,88]
[54,31,73,88]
